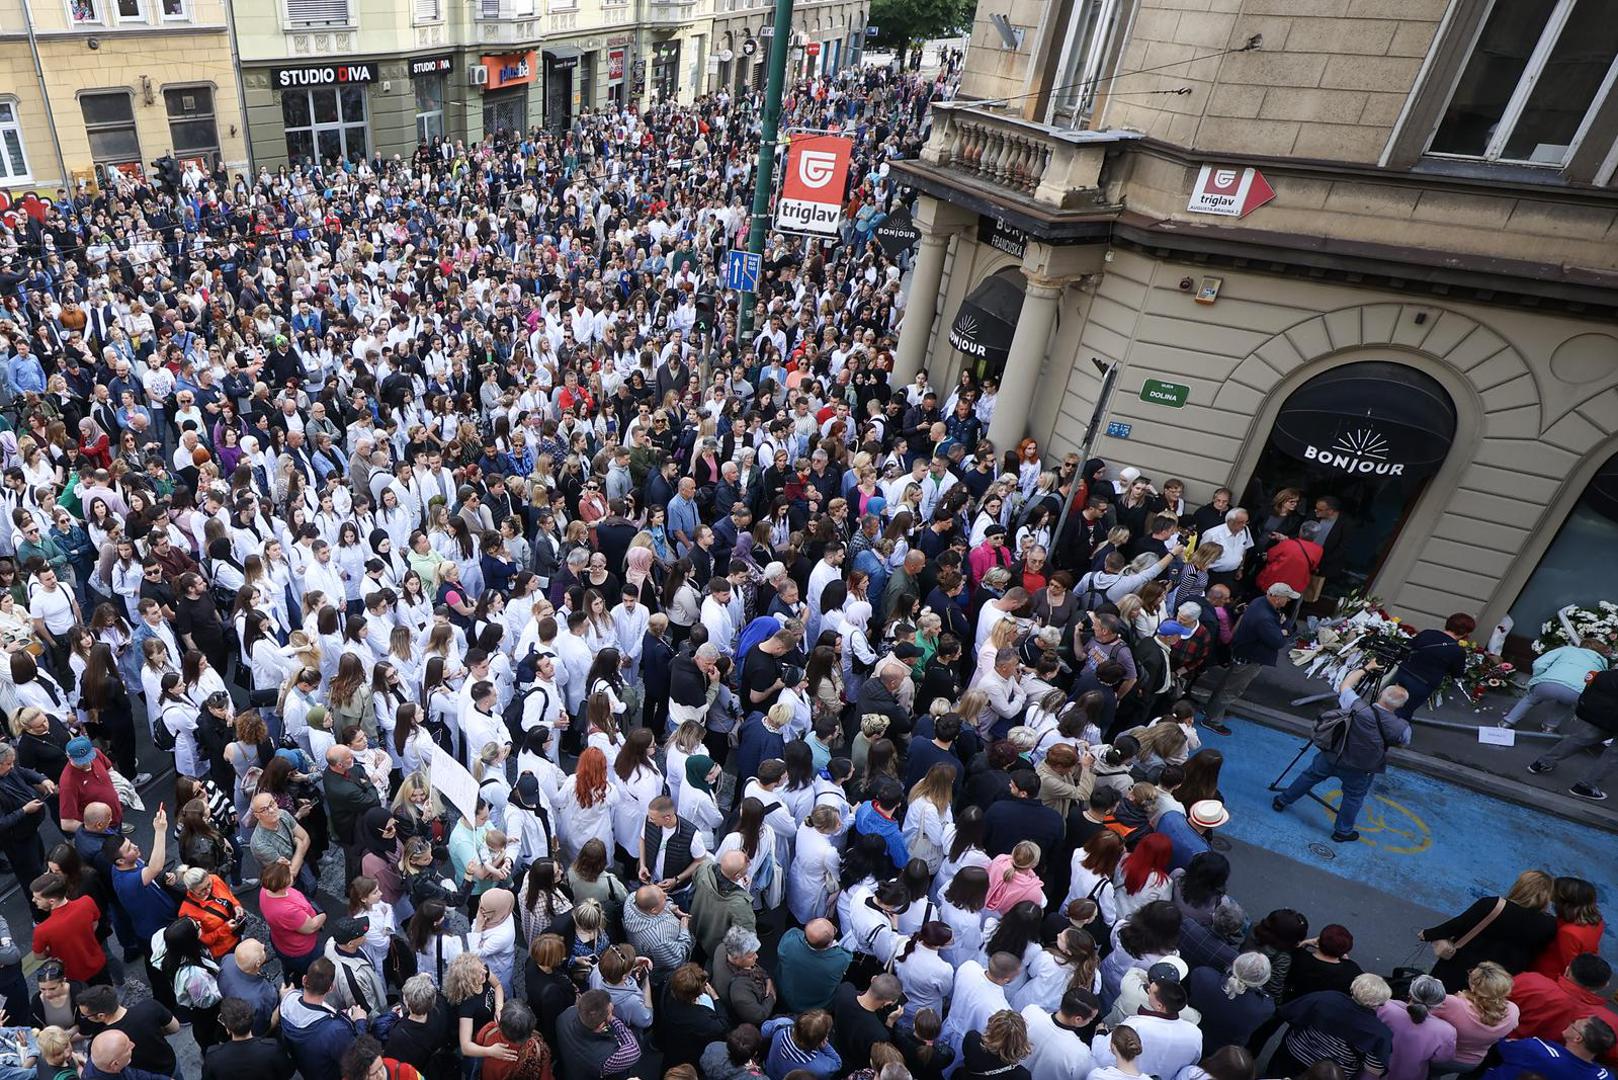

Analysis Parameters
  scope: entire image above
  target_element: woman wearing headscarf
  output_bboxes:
[622,546,659,610]
[368,528,406,586]
[471,887,518,994]
[358,806,407,913]
[677,754,725,848]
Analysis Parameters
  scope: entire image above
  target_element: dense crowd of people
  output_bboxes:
[0,51,1611,1080]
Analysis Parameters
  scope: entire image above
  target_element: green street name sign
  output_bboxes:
[1139,378,1190,408]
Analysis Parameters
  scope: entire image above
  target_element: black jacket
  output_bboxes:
[669,653,708,708]
[1577,669,1618,734]
[984,795,1064,871]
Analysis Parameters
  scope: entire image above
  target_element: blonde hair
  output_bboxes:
[1133,720,1189,761]
[980,1010,1032,1064]
[988,618,1020,653]
[908,763,955,813]
[390,771,444,818]
[1004,841,1040,880]
[1466,961,1514,1025]
[957,689,989,729]
[9,705,43,737]
[1506,870,1554,911]
[35,1028,71,1066]
[1190,542,1223,570]
[572,898,605,932]
[442,952,488,1004]
[860,714,891,739]
[1116,594,1143,625]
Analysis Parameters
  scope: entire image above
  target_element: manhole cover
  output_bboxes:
[1208,835,1232,852]
[1307,842,1336,860]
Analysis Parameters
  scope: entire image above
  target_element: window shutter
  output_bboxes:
[414,0,439,19]
[480,0,500,16]
[285,0,349,26]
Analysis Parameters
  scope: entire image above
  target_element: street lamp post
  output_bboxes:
[737,0,794,339]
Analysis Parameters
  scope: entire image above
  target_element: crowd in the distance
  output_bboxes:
[0,48,1611,1080]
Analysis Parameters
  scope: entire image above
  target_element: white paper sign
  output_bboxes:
[428,744,480,823]
[1477,726,1516,747]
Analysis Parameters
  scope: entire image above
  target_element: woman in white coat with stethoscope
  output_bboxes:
[787,805,843,926]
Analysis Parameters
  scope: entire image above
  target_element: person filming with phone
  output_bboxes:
[1270,657,1413,843]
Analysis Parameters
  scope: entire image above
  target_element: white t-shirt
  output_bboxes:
[30,583,74,634]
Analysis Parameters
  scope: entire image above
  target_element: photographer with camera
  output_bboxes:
[1271,658,1413,843]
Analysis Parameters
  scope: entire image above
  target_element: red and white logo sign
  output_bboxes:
[777,134,852,236]
[1187,164,1275,218]
[805,41,821,56]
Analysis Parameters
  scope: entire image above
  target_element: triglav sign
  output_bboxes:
[1304,428,1406,476]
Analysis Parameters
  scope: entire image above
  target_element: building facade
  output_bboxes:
[894,0,1618,647]
[232,0,868,171]
[0,0,247,197]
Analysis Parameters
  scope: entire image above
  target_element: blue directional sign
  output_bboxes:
[726,249,762,292]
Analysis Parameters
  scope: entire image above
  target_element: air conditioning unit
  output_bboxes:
[791,30,806,46]
[469,65,489,86]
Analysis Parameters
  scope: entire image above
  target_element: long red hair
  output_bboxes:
[1120,833,1174,896]
[574,747,609,808]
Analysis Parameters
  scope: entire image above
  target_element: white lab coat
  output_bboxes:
[787,824,841,925]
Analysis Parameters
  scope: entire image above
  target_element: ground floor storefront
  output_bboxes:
[899,195,1618,640]
[708,0,867,95]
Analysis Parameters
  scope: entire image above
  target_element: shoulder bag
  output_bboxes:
[1431,896,1506,961]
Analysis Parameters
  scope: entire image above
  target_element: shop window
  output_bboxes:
[415,75,445,143]
[282,85,368,165]
[80,91,141,169]
[0,102,30,183]
[284,0,350,28]
[1429,0,1618,167]
[164,86,218,160]
[1507,451,1618,651]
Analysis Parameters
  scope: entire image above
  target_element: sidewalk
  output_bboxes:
[1223,657,1618,835]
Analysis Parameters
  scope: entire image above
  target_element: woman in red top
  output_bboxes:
[1533,876,1605,978]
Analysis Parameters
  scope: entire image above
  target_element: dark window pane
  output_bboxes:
[317,128,343,164]
[286,129,314,163]
[164,86,213,118]
[340,86,367,123]
[169,118,217,153]
[1430,0,1558,156]
[116,0,140,16]
[1503,0,1618,162]
[282,90,311,127]
[311,88,340,125]
[88,127,141,162]
[80,93,134,126]
[344,123,367,158]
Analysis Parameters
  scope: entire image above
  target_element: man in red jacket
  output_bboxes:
[1513,954,1618,1065]
[1256,520,1325,598]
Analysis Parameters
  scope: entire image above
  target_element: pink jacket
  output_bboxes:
[985,854,1046,914]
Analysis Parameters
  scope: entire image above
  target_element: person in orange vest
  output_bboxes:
[176,867,247,959]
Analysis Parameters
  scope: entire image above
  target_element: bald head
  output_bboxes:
[84,802,113,830]
[234,938,267,973]
[327,746,353,771]
[719,850,748,882]
[634,885,666,913]
[90,1031,133,1073]
[805,918,837,948]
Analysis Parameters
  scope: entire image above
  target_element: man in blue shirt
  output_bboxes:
[1483,1019,1615,1080]
[7,343,44,396]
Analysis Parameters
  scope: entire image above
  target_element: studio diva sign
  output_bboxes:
[1304,428,1407,476]
[273,63,379,89]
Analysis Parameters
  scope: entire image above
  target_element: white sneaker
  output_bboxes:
[133,772,153,786]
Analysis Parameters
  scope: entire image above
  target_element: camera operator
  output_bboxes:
[1271,658,1413,843]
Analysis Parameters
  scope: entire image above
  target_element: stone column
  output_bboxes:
[987,273,1065,450]
[892,229,953,384]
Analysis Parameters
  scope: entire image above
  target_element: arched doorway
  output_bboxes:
[1241,360,1458,594]
[947,268,1026,383]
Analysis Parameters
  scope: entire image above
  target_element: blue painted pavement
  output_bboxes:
[1213,715,1618,964]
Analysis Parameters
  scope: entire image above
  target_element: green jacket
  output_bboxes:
[687,860,755,961]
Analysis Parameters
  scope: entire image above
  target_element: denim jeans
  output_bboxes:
[1533,717,1618,790]
[1277,750,1376,837]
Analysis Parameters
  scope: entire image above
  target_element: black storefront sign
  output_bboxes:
[979,214,1027,259]
[948,275,1023,367]
[409,55,454,78]
[874,208,921,255]
[1269,361,1456,480]
[272,62,379,89]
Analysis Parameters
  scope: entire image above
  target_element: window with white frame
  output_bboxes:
[282,84,368,164]
[115,0,143,19]
[0,102,31,183]
[80,91,141,168]
[413,0,440,21]
[415,75,445,142]
[284,0,351,28]
[1051,0,1130,123]
[160,0,186,18]
[67,0,100,23]
[1429,0,1618,167]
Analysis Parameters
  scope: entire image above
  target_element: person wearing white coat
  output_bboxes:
[787,809,843,925]
[611,752,665,863]
[939,954,1021,1056]
[556,770,620,863]
[1012,930,1103,1012]
[938,866,994,969]
[893,923,955,1026]
[1021,999,1098,1080]
[1065,840,1121,930]
[901,789,952,875]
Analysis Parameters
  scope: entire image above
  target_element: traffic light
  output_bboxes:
[694,291,717,334]
[154,155,182,193]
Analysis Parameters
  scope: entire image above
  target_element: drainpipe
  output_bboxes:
[221,0,257,175]
[18,0,70,191]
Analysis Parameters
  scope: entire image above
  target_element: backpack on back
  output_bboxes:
[1311,702,1363,757]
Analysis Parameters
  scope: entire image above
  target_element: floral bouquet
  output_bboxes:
[1533,602,1618,654]
[1436,644,1520,709]
[1290,594,1416,688]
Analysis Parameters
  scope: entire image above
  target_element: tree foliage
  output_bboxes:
[866,0,969,51]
